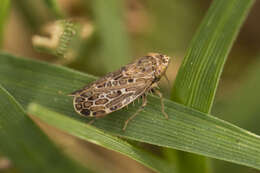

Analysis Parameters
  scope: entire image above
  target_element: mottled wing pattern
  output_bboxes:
[71,56,157,117]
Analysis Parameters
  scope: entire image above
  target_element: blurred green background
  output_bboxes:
[0,0,260,173]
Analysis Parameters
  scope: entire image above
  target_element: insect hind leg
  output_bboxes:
[123,94,147,131]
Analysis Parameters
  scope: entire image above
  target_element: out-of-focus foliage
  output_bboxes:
[0,0,10,46]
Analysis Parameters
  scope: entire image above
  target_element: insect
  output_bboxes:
[70,53,170,130]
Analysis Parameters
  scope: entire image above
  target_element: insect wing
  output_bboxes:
[71,60,154,117]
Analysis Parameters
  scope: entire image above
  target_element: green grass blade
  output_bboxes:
[92,0,131,72]
[0,0,10,46]
[0,85,92,173]
[0,53,260,170]
[28,103,174,173]
[171,0,255,172]
[213,58,260,172]
[172,0,255,113]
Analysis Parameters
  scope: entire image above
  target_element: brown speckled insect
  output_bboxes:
[70,53,170,130]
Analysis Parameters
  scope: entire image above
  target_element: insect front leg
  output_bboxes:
[152,89,169,119]
[123,94,147,131]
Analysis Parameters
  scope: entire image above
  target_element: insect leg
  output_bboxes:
[153,89,168,119]
[123,94,147,131]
